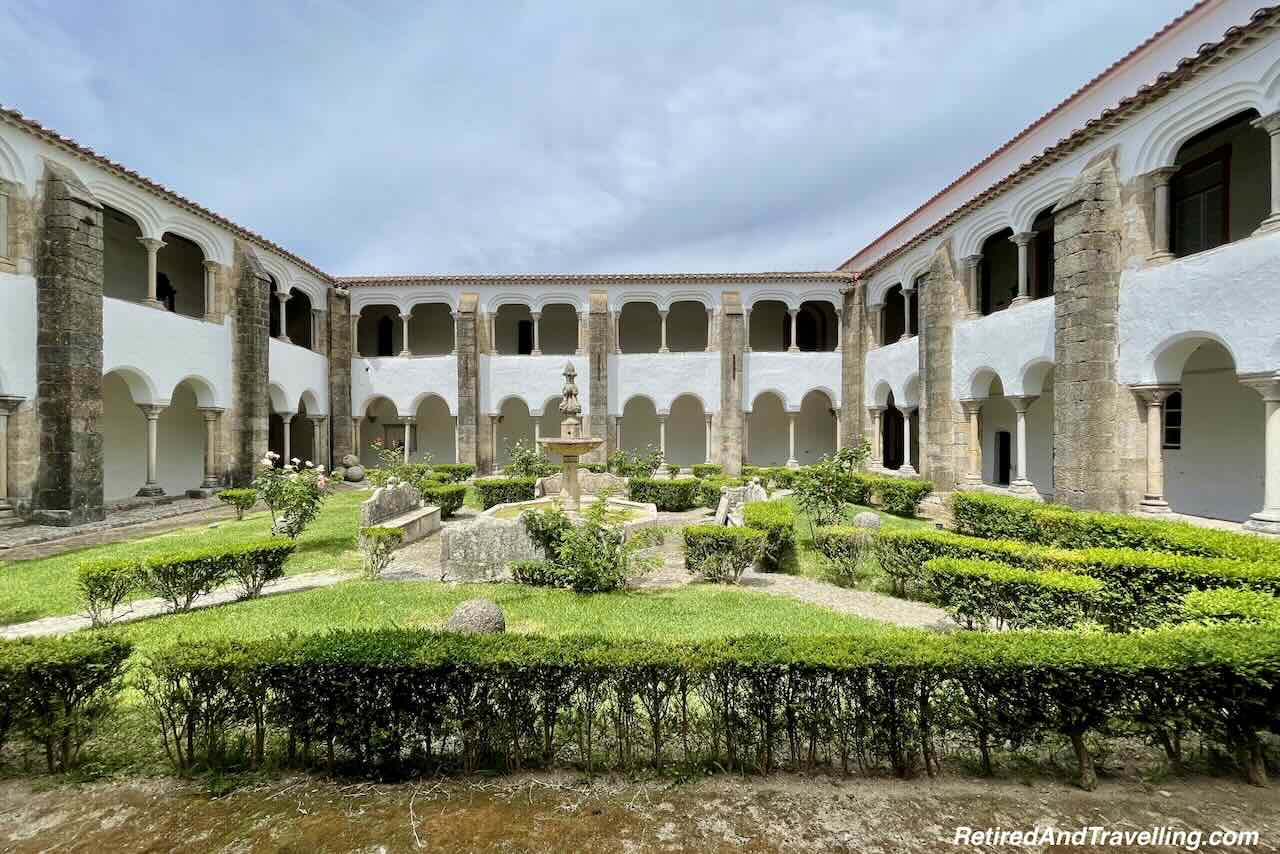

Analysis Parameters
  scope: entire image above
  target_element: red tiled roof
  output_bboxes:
[338,272,855,287]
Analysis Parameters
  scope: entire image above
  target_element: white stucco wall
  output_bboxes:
[0,273,36,398]
[612,352,719,414]
[952,296,1056,399]
[864,337,920,406]
[269,337,329,415]
[103,297,233,407]
[1120,229,1280,384]
[745,351,841,412]
[483,354,589,416]
[352,355,458,417]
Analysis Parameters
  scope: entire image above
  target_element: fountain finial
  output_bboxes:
[559,361,582,435]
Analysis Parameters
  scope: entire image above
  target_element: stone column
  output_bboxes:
[658,309,669,353]
[899,287,915,342]
[743,307,752,352]
[489,415,499,472]
[137,404,165,496]
[398,312,412,357]
[1132,386,1176,512]
[587,291,611,464]
[1243,376,1280,532]
[352,416,362,459]
[202,260,218,321]
[1147,167,1179,262]
[326,288,353,464]
[533,418,541,445]
[401,417,414,463]
[455,293,481,468]
[1009,396,1037,494]
[704,414,713,463]
[488,312,498,355]
[705,308,714,352]
[835,410,842,451]
[451,310,459,355]
[199,408,223,490]
[1253,112,1280,233]
[530,311,542,356]
[0,396,24,505]
[786,411,798,467]
[787,308,799,352]
[719,292,746,475]
[867,406,883,468]
[274,290,291,342]
[613,415,622,453]
[961,255,981,319]
[834,307,843,351]
[612,310,622,354]
[867,303,883,347]
[1011,232,1035,306]
[309,416,328,468]
[657,412,668,462]
[138,237,165,309]
[839,283,865,456]
[280,413,294,464]
[229,243,272,488]
[311,309,323,352]
[900,407,918,476]
[351,311,361,357]
[961,400,983,485]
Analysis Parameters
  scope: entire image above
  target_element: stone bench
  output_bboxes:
[361,481,441,545]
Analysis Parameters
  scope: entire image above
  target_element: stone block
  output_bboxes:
[440,516,542,581]
[361,481,423,526]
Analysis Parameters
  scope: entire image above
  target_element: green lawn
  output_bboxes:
[0,490,368,626]
[786,498,933,588]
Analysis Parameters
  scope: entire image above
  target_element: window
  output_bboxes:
[1172,147,1229,257]
[517,320,533,355]
[1162,392,1183,450]
[376,315,394,356]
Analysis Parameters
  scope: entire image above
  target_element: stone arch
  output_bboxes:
[167,374,219,409]
[1009,175,1074,233]
[268,383,292,414]
[619,394,660,457]
[955,210,1014,259]
[666,393,707,467]
[745,289,798,310]
[86,182,163,239]
[495,396,534,468]
[101,205,150,304]
[750,388,789,412]
[405,301,456,355]
[298,388,325,417]
[409,391,455,418]
[1151,331,1241,385]
[356,395,399,468]
[747,299,790,351]
[666,299,710,351]
[1020,359,1056,396]
[866,275,900,308]
[966,367,1004,401]
[899,374,920,409]
[747,390,788,466]
[413,392,457,464]
[157,230,207,318]
[158,219,224,267]
[103,365,161,405]
[797,388,837,466]
[155,378,208,497]
[1134,83,1266,173]
[871,380,893,408]
[356,302,401,356]
[618,300,662,353]
[283,287,314,349]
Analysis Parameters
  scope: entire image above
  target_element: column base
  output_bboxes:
[1009,479,1038,497]
[787,346,800,353]
[136,485,166,498]
[964,311,980,321]
[658,347,669,354]
[531,350,543,357]
[142,299,165,310]
[1146,251,1175,264]
[1139,497,1170,514]
[185,487,217,499]
[398,350,413,358]
[962,474,983,487]
[1010,295,1031,307]
[277,335,292,345]
[1253,214,1280,235]
[785,459,799,469]
[1244,511,1280,535]
[899,464,918,477]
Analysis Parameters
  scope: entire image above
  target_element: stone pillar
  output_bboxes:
[352,417,363,459]
[1011,232,1034,306]
[743,307,752,353]
[587,291,610,464]
[137,404,165,496]
[961,254,981,319]
[658,309,669,353]
[704,414,713,463]
[1053,154,1141,511]
[488,312,498,355]
[0,396,23,505]
[1253,112,1280,234]
[275,289,291,342]
[900,407,918,476]
[202,260,218,321]
[351,311,361,357]
[867,407,883,468]
[456,294,481,468]
[280,413,294,464]
[899,287,916,343]
[867,303,882,347]
[705,308,714,352]
[199,408,223,490]
[311,308,324,353]
[32,162,106,525]
[718,292,746,475]
[1132,386,1176,513]
[786,411,798,467]
[835,410,842,451]
[402,417,414,464]
[229,243,272,486]
[531,311,542,356]
[657,412,668,462]
[1009,396,1037,494]
[398,312,412,357]
[1147,167,1179,262]
[612,310,622,354]
[327,288,353,464]
[920,246,964,490]
[1243,376,1280,532]
[533,419,541,445]
[787,308,799,352]
[309,416,328,468]
[138,237,165,309]
[961,400,983,485]
[839,284,864,455]
[834,307,843,351]
[612,415,622,454]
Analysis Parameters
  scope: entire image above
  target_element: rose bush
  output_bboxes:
[253,451,335,539]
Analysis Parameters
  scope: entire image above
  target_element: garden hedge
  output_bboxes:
[628,477,700,511]
[921,557,1102,631]
[696,476,746,508]
[813,525,876,586]
[1183,588,1280,625]
[858,474,933,516]
[475,477,537,509]
[742,500,795,571]
[133,625,1280,786]
[683,525,766,581]
[691,464,723,479]
[430,463,476,483]
[950,491,1280,562]
[422,483,466,518]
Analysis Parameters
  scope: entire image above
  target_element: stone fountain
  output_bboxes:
[538,362,603,512]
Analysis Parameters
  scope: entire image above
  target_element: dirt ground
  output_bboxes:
[2,772,1277,853]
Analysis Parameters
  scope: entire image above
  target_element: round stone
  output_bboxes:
[341,454,360,468]
[852,511,882,530]
[446,599,506,634]
[344,464,366,482]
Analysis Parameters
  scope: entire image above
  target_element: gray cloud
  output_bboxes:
[0,0,1190,274]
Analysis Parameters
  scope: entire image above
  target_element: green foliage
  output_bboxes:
[829,441,872,473]
[0,635,131,772]
[422,483,466,518]
[863,475,933,516]
[77,558,140,627]
[683,525,766,583]
[430,463,476,483]
[742,500,795,571]
[814,526,876,587]
[522,504,574,559]
[791,460,854,537]
[253,453,335,539]
[582,463,607,474]
[1183,588,1280,625]
[358,527,404,579]
[609,445,664,478]
[225,541,296,600]
[474,477,538,509]
[516,497,658,593]
[628,477,701,511]
[503,440,558,478]
[922,557,1102,630]
[137,540,295,611]
[691,464,723,479]
[696,475,745,508]
[509,559,574,588]
[217,488,257,520]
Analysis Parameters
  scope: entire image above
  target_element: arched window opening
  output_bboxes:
[1171,109,1266,257]
[157,232,206,318]
[157,273,176,313]
[377,316,394,357]
[881,392,904,470]
[882,286,906,344]
[268,277,282,338]
[493,305,535,355]
[748,301,788,351]
[1031,208,1056,299]
[980,228,1017,315]
[286,289,313,350]
[796,301,836,351]
[666,301,709,352]
[102,206,147,303]
[618,302,661,353]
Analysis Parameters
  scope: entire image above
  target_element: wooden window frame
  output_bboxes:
[1171,144,1231,258]
[1162,391,1183,451]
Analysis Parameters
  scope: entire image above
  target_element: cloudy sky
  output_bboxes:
[1,1,1193,275]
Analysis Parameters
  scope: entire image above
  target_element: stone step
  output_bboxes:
[0,517,23,530]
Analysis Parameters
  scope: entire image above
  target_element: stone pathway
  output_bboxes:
[0,497,228,557]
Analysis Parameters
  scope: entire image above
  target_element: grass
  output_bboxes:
[785,498,933,588]
[0,490,368,626]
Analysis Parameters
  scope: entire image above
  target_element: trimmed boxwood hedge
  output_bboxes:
[475,477,537,509]
[691,464,723,479]
[742,500,795,571]
[628,477,700,511]
[430,463,476,483]
[859,474,933,516]
[696,475,746,508]
[422,483,466,518]
[133,624,1280,786]
[921,557,1102,631]
[683,525,766,581]
[1183,588,1280,625]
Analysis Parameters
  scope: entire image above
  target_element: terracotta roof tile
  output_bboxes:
[337,272,855,287]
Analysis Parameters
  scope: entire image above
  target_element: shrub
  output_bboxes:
[504,441,558,479]
[226,541,296,599]
[609,446,664,478]
[691,464,723,479]
[696,475,745,508]
[742,500,795,571]
[628,477,700,511]
[843,473,875,506]
[754,466,799,490]
[522,504,574,559]
[358,527,404,579]
[792,461,854,536]
[510,559,573,588]
[139,545,240,612]
[814,525,875,586]
[253,453,335,539]
[1182,588,1280,625]
[829,441,872,473]
[431,463,476,483]
[217,488,257,520]
[0,635,131,772]
[475,477,537,509]
[582,463,606,474]
[683,525,765,583]
[921,557,1103,630]
[868,476,933,516]
[77,558,139,627]
[518,497,660,593]
[422,483,466,518]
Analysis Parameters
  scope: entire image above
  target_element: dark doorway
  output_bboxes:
[882,403,904,470]
[517,320,534,355]
[996,430,1012,485]
[376,316,394,356]
[157,273,176,312]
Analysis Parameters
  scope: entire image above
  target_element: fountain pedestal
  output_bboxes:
[538,362,602,512]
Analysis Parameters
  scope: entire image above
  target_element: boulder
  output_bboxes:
[446,599,506,634]
[342,454,360,468]
[344,464,366,483]
[853,511,882,531]
[440,516,541,581]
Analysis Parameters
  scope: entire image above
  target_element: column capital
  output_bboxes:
[959,398,985,415]
[1148,166,1179,186]
[867,405,885,415]
[1239,373,1280,402]
[198,406,225,419]
[398,311,411,321]
[279,411,296,424]
[658,308,669,317]
[1130,384,1179,406]
[0,395,25,414]
[657,411,669,420]
[275,289,292,304]
[961,254,982,270]
[1252,110,1280,136]
[312,307,324,317]
[1007,394,1038,413]
[201,259,219,273]
[899,405,918,415]
[137,403,166,420]
[704,413,713,423]
[531,310,542,319]
[1010,231,1036,247]
[137,236,166,253]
